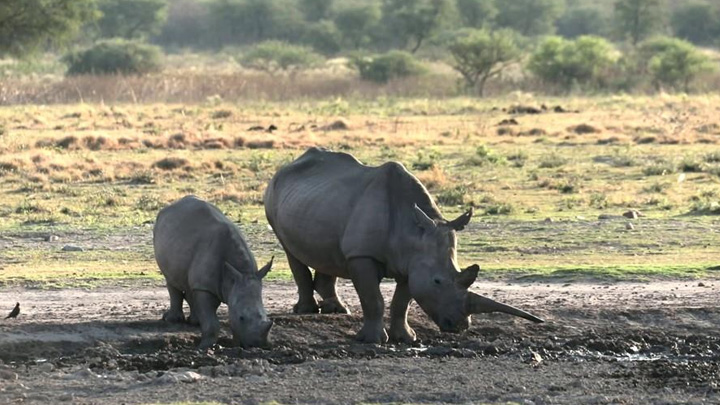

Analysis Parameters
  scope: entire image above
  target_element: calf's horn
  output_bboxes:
[465,292,544,323]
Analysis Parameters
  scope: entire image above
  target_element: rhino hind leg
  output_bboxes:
[162,284,186,323]
[314,273,350,314]
[193,290,221,350]
[286,251,320,314]
[348,258,388,343]
[388,280,416,343]
[184,290,200,326]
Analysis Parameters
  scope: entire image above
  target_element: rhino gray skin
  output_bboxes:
[265,147,543,343]
[154,195,273,349]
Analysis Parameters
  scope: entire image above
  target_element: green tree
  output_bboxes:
[455,0,496,28]
[301,20,342,55]
[0,0,99,57]
[640,37,715,91]
[670,2,720,46]
[299,0,333,22]
[495,0,564,36]
[528,35,618,90]
[613,0,664,45]
[382,0,454,53]
[334,4,381,49]
[241,41,324,75]
[446,29,521,96]
[96,0,168,39]
[209,0,303,45]
[556,7,608,38]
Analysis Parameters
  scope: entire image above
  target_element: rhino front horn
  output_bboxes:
[465,292,544,323]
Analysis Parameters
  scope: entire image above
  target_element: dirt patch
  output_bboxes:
[1,281,720,403]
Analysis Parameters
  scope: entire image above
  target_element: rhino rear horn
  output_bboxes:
[258,256,274,279]
[448,207,473,231]
[465,292,544,323]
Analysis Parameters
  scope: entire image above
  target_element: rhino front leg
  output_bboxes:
[348,257,388,343]
[388,280,416,343]
[193,290,221,350]
[314,273,350,314]
[287,251,320,314]
[162,284,185,323]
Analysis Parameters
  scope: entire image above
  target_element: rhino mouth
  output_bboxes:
[437,317,470,333]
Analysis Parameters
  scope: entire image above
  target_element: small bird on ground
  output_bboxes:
[5,302,19,319]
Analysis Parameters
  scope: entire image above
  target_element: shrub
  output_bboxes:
[642,37,715,91]
[64,39,163,75]
[241,41,324,75]
[468,144,506,166]
[351,51,425,83]
[485,203,514,215]
[643,160,675,176]
[437,186,467,206]
[528,35,618,90]
[538,153,568,168]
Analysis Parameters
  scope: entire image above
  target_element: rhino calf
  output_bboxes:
[154,196,273,349]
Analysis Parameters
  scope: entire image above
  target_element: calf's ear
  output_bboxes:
[258,256,274,279]
[413,204,436,230]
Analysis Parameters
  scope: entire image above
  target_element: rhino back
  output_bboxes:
[154,196,253,298]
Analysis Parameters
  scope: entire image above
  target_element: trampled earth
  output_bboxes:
[1,280,719,404]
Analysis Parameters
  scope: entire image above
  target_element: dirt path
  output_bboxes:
[1,279,719,404]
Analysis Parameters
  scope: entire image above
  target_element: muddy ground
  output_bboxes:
[1,280,720,404]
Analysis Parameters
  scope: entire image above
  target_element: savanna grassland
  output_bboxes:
[1,94,720,287]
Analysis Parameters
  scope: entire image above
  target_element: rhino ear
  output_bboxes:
[257,256,274,279]
[413,204,436,230]
[448,207,473,231]
[456,264,479,289]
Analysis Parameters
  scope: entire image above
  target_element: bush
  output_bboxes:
[64,39,163,75]
[241,41,324,75]
[641,37,715,91]
[301,20,342,56]
[351,51,425,83]
[528,35,618,90]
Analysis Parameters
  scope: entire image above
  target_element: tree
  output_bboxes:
[446,29,521,96]
[455,0,496,28]
[528,35,618,90]
[334,4,381,49]
[494,0,564,36]
[613,0,664,45]
[0,0,99,57]
[299,0,333,22]
[556,7,608,38]
[96,0,168,39]
[209,0,304,45]
[241,41,324,75]
[670,2,720,46]
[301,20,342,55]
[381,0,454,53]
[641,37,715,91]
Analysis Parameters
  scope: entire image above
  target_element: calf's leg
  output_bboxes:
[348,257,388,343]
[193,290,221,350]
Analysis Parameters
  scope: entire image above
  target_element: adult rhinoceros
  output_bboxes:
[154,196,273,349]
[264,147,543,343]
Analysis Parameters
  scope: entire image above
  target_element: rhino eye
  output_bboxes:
[239,316,245,322]
[433,278,442,285]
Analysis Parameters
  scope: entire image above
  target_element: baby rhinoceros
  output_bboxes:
[154,196,273,349]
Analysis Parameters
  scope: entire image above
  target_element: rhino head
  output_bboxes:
[223,257,274,347]
[408,205,543,332]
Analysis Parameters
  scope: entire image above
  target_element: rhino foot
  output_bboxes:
[389,324,417,344]
[162,309,185,323]
[355,325,388,344]
[319,297,350,314]
[293,300,320,314]
[187,312,200,326]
